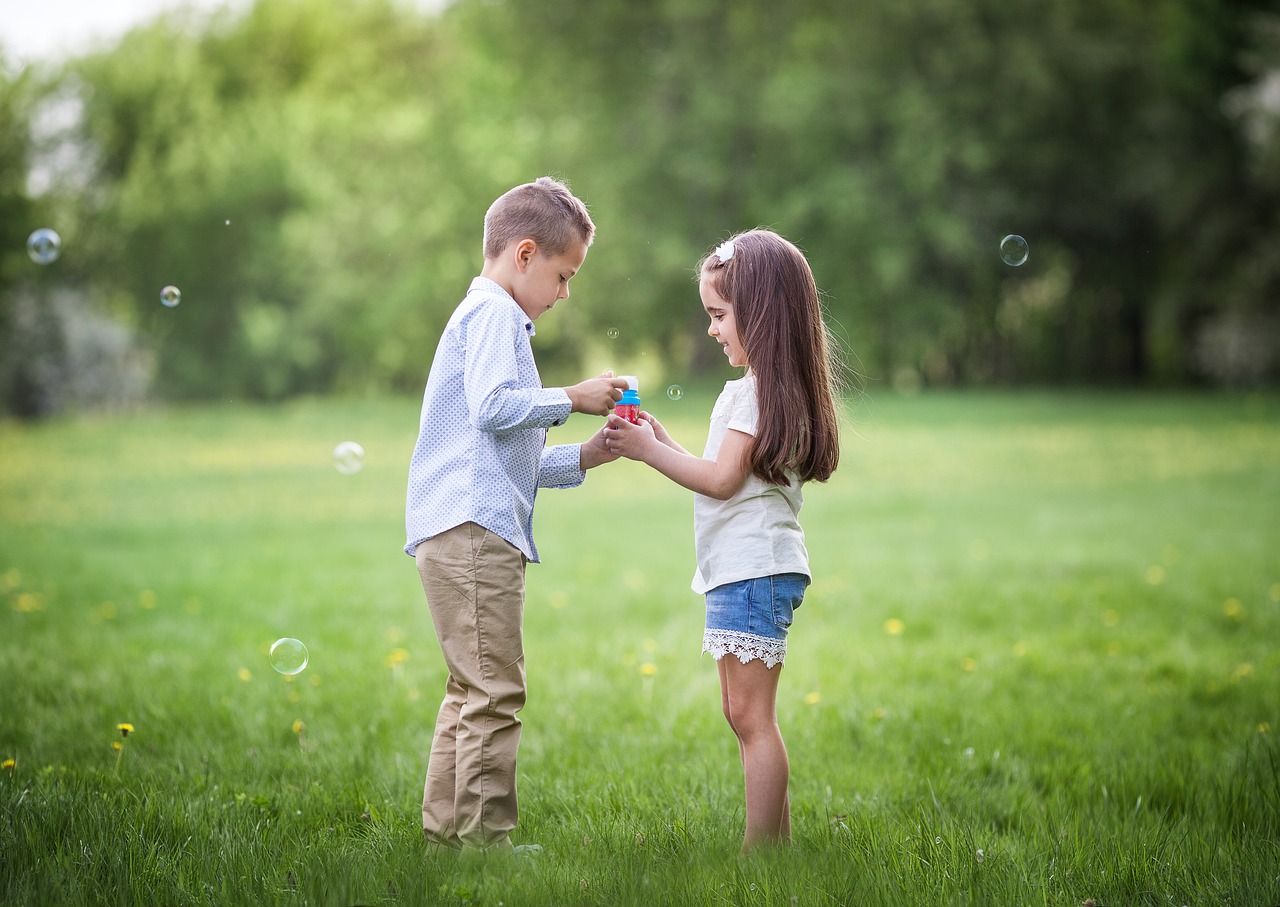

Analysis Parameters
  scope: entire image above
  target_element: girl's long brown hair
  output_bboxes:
[700,230,841,486]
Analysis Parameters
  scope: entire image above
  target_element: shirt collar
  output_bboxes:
[468,276,535,336]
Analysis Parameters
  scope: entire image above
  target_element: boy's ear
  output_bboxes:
[513,238,537,272]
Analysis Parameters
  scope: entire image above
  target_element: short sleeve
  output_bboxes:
[726,377,758,436]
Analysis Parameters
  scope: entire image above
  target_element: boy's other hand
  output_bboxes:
[566,371,628,416]
[579,424,620,470]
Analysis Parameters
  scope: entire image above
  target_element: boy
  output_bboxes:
[405,177,626,853]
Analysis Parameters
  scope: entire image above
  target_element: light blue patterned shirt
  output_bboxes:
[404,277,583,562]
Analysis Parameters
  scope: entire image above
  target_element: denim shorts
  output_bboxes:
[702,573,808,669]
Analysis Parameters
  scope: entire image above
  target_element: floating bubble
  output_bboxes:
[606,327,620,340]
[935,836,942,845]
[976,849,986,864]
[333,441,365,475]
[269,637,309,675]
[26,228,61,265]
[999,234,1029,267]
[160,285,182,307]
[666,384,684,401]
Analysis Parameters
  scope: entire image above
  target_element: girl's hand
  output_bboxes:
[603,413,658,461]
[638,411,674,447]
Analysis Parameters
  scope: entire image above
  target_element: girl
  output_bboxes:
[603,229,841,850]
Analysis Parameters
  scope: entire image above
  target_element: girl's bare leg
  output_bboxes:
[718,656,790,850]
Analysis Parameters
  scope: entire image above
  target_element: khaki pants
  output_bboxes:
[416,522,527,850]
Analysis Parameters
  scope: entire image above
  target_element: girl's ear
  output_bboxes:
[513,238,537,272]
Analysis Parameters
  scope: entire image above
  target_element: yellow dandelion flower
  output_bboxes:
[139,589,157,610]
[1145,565,1166,585]
[639,662,657,677]
[238,667,252,682]
[804,691,821,705]
[1260,723,1270,735]
[1223,598,1244,620]
[1012,642,1029,657]
[1232,663,1253,681]
[112,741,123,751]
[962,657,978,672]
[292,719,305,735]
[384,647,409,668]
[883,618,905,636]
[14,592,43,613]
[2,758,15,771]
[117,723,134,737]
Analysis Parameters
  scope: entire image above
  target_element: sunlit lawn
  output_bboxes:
[1,390,1277,906]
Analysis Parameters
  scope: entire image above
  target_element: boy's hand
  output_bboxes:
[565,371,628,416]
[579,424,620,470]
[602,413,658,461]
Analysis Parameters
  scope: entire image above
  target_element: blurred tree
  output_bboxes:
[11,0,1275,412]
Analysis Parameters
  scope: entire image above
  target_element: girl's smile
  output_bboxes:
[700,276,748,368]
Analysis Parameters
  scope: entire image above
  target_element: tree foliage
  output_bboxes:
[2,0,1277,410]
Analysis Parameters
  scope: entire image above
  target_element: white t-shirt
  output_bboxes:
[692,375,810,594]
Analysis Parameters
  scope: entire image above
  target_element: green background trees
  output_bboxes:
[3,0,1277,411]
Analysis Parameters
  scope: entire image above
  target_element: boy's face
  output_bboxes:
[510,240,588,322]
[700,274,748,368]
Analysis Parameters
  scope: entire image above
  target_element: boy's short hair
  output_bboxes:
[483,176,596,260]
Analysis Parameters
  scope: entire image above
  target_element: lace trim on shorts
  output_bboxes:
[702,629,787,669]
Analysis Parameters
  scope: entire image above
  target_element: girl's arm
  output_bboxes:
[604,414,752,501]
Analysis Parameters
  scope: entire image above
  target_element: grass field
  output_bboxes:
[1,390,1278,906]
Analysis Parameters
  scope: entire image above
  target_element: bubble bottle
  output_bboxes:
[616,375,641,424]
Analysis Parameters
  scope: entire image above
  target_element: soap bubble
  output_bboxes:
[270,637,309,675]
[606,327,620,340]
[975,849,986,864]
[26,228,61,265]
[333,441,364,474]
[999,234,1029,266]
[666,385,684,401]
[160,285,182,307]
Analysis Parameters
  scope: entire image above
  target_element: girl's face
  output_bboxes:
[700,274,748,368]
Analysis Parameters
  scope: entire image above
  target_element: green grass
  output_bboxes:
[1,390,1278,906]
